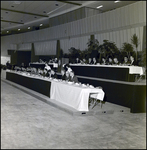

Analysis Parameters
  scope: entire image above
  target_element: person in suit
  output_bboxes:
[61,69,66,80]
[100,57,106,65]
[6,61,12,70]
[129,56,137,66]
[91,57,98,65]
[113,57,120,65]
[81,58,86,64]
[44,62,51,71]
[106,57,113,65]
[69,71,79,83]
[122,56,130,66]
[42,68,50,77]
[53,57,58,72]
[65,71,70,81]
[87,57,92,64]
[75,57,81,64]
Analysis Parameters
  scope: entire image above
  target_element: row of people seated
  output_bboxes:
[73,55,137,66]
[13,62,79,83]
[14,65,58,78]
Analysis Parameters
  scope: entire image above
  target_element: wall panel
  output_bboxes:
[18,43,32,51]
[139,26,143,51]
[142,1,146,22]
[95,15,100,32]
[34,40,56,55]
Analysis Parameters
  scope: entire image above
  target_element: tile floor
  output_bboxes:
[1,80,146,149]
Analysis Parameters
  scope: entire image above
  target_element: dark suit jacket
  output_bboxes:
[130,60,137,66]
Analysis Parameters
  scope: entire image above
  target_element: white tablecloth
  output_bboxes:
[50,81,105,111]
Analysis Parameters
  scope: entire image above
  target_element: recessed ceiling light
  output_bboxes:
[114,1,120,3]
[40,24,43,26]
[97,5,103,9]
[7,31,9,33]
[28,27,30,29]
[18,29,20,31]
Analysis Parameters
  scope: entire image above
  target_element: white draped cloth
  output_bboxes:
[50,81,105,111]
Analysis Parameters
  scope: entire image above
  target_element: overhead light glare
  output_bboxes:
[18,28,20,31]
[28,27,30,29]
[40,24,43,26]
[114,1,120,3]
[97,5,103,9]
[7,31,9,33]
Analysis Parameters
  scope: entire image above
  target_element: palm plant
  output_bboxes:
[121,42,134,59]
[131,33,139,62]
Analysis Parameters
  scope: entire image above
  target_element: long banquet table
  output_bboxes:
[70,64,144,82]
[6,70,105,111]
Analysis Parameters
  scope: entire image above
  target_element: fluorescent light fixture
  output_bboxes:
[18,28,20,31]
[97,5,103,9]
[28,27,30,29]
[40,24,43,26]
[7,31,9,33]
[114,1,120,3]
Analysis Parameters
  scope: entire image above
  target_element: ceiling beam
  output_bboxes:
[1,20,24,24]
[57,1,82,6]
[1,8,49,17]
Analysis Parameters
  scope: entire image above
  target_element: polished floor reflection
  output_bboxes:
[1,80,146,149]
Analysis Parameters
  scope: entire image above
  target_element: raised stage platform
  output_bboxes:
[1,78,130,116]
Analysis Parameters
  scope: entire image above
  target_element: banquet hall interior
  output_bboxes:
[1,1,146,149]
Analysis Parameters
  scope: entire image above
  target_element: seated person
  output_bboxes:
[87,57,92,64]
[53,58,58,72]
[63,63,72,73]
[65,71,70,81]
[106,57,113,65]
[6,61,12,70]
[44,62,51,71]
[42,68,50,77]
[69,71,79,83]
[81,58,86,64]
[26,66,32,73]
[61,69,66,80]
[113,57,120,65]
[129,56,137,66]
[100,57,106,65]
[122,56,130,66]
[50,69,57,78]
[91,57,98,65]
[75,57,81,64]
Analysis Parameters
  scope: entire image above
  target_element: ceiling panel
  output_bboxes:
[1,1,139,35]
